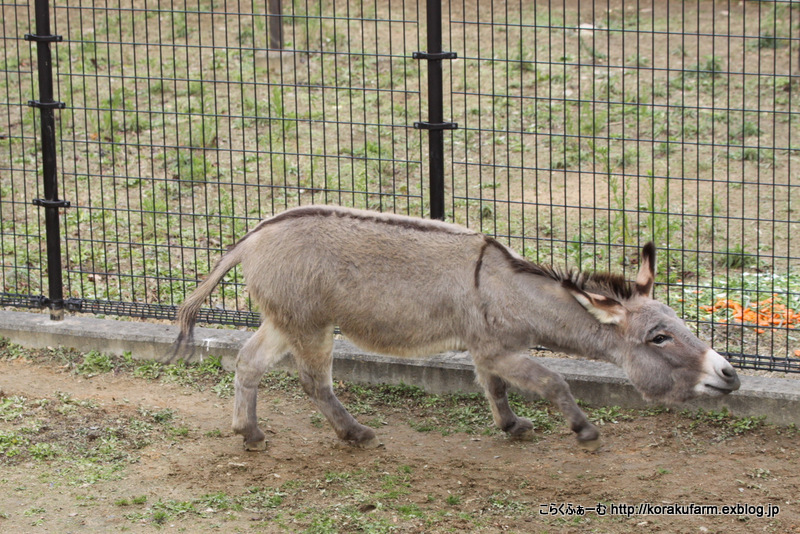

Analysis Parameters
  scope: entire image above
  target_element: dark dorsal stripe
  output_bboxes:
[232,206,479,249]
[260,206,475,234]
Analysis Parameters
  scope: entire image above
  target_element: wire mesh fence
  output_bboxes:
[443,0,800,372]
[1,0,798,372]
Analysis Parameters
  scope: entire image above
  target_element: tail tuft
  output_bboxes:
[168,242,245,363]
[168,328,195,364]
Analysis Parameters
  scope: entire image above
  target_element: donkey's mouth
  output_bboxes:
[704,384,735,395]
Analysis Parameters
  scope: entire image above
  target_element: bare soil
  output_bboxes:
[0,355,798,533]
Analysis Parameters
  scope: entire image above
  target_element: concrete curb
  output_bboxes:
[0,310,797,426]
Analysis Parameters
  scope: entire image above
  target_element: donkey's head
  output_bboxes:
[566,243,740,404]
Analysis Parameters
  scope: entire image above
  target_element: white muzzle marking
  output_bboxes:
[694,349,740,396]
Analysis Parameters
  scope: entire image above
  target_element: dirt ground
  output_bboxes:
[0,354,798,534]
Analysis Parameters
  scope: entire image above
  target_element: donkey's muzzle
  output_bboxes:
[699,350,741,396]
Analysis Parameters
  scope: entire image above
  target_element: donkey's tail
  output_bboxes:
[170,242,247,362]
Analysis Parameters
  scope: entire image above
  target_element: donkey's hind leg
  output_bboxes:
[475,353,600,449]
[474,369,535,440]
[232,320,290,451]
[292,329,381,449]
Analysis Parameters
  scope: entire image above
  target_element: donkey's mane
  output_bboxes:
[484,238,636,301]
[530,263,636,301]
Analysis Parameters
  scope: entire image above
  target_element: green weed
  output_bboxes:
[756,32,782,50]
[240,487,286,510]
[589,405,632,425]
[76,351,115,377]
[29,442,60,460]
[0,396,27,422]
[165,149,216,182]
[211,373,235,398]
[0,430,28,458]
[140,407,175,424]
[134,360,163,380]
[718,245,760,270]
[685,407,766,438]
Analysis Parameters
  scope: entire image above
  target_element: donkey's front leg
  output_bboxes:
[476,353,600,449]
[232,322,289,451]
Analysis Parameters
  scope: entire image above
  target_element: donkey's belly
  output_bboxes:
[339,326,467,358]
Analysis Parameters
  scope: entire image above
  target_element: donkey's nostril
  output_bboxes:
[718,365,741,390]
[706,350,741,391]
[721,366,735,378]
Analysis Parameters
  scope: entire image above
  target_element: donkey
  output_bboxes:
[174,205,740,451]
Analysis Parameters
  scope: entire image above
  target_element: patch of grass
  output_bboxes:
[139,407,175,424]
[168,425,190,438]
[756,32,782,50]
[0,395,28,422]
[727,147,773,163]
[718,244,760,270]
[29,442,60,460]
[196,354,225,376]
[730,121,763,140]
[684,407,766,439]
[487,490,525,513]
[239,487,286,511]
[122,492,246,526]
[76,350,115,377]
[211,373,235,398]
[0,383,192,487]
[0,430,29,458]
[508,394,561,433]
[0,341,239,400]
[0,339,32,361]
[588,405,632,425]
[133,359,163,380]
[164,148,216,182]
[310,412,325,429]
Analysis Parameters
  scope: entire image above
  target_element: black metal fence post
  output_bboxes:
[25,0,68,321]
[268,0,283,50]
[414,0,457,220]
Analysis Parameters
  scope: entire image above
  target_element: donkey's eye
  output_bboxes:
[651,334,671,345]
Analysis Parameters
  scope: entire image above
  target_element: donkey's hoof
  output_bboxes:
[578,437,602,452]
[333,436,384,450]
[509,428,536,441]
[575,423,600,442]
[507,418,535,441]
[576,424,601,450]
[353,436,384,449]
[243,438,268,452]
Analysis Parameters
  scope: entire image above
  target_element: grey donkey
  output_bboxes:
[174,205,740,451]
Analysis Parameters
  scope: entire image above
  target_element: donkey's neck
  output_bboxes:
[517,279,625,365]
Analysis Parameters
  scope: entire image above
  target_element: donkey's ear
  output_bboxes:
[635,242,656,297]
[564,282,626,325]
